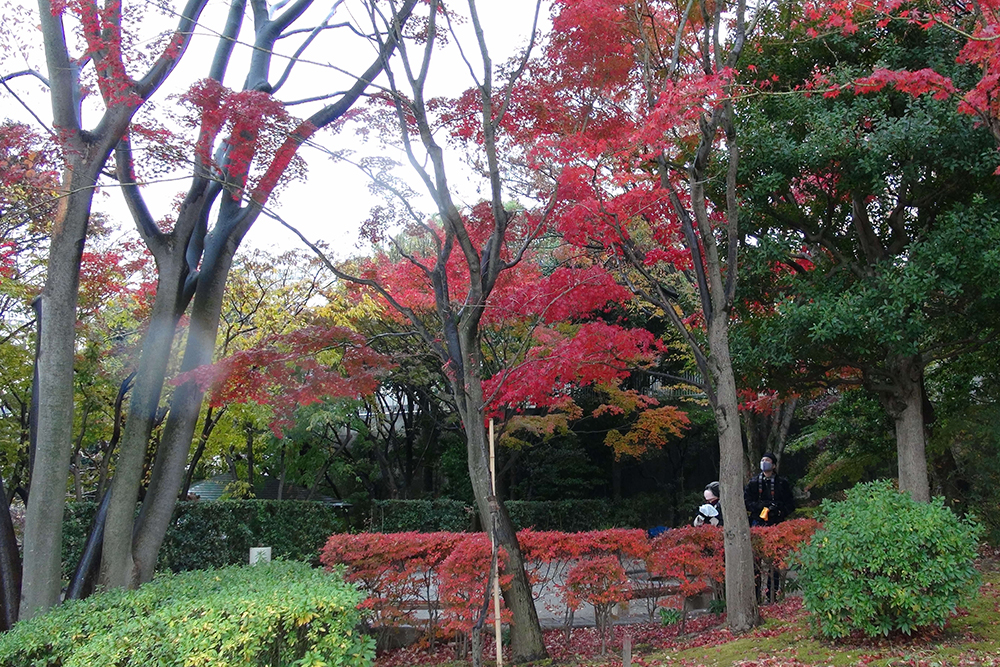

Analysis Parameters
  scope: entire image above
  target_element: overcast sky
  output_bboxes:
[247,0,553,256]
[1,0,552,259]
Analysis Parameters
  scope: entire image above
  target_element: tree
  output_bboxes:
[274,0,695,657]
[311,238,657,660]
[175,248,336,499]
[15,0,211,620]
[0,121,59,630]
[99,0,419,591]
[795,0,1000,148]
[4,0,418,617]
[736,14,1000,501]
[521,0,766,630]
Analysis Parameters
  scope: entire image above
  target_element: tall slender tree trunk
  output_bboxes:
[245,422,255,491]
[459,344,545,664]
[100,258,187,589]
[182,406,220,500]
[882,355,930,502]
[21,154,104,620]
[709,316,759,632]
[131,236,241,584]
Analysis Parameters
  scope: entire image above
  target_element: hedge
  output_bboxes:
[62,496,677,577]
[0,561,372,667]
[64,500,347,578]
[367,499,473,532]
[368,496,676,533]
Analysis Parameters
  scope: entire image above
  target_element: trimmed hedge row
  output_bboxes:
[64,500,347,577]
[368,496,677,533]
[0,561,373,667]
[63,497,674,577]
[367,499,473,532]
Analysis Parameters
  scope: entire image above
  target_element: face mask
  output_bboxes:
[761,459,774,472]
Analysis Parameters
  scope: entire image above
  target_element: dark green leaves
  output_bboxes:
[798,480,981,639]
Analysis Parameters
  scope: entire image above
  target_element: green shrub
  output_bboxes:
[63,501,347,579]
[798,479,981,639]
[367,497,677,533]
[0,561,372,667]
[368,499,473,532]
[160,500,347,571]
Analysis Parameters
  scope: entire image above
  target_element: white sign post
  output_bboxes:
[250,547,272,565]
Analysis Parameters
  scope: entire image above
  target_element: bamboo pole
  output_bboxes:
[490,418,502,667]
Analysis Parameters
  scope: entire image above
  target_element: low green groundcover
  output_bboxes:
[0,561,373,667]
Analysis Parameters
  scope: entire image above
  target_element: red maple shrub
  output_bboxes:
[320,531,462,630]
[751,518,821,572]
[436,534,512,636]
[646,526,725,599]
[320,522,817,644]
[563,555,631,655]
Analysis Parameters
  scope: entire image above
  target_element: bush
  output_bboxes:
[160,500,347,571]
[368,499,473,532]
[0,561,373,667]
[798,480,981,639]
[322,525,815,639]
[366,497,678,533]
[63,500,347,579]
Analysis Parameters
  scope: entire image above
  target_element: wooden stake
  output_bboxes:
[490,418,502,667]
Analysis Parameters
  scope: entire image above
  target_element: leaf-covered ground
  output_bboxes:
[375,558,1000,667]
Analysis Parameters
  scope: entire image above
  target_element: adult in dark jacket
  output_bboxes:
[744,452,795,602]
[744,452,795,527]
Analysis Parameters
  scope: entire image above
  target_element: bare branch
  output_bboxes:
[493,0,543,130]
[0,69,49,86]
[114,138,166,253]
[0,78,55,139]
[266,208,448,362]
[272,1,347,93]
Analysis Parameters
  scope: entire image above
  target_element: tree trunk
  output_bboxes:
[71,405,90,502]
[66,489,111,601]
[100,260,187,590]
[459,346,546,663]
[182,406,220,500]
[684,82,759,631]
[245,422,255,491]
[0,475,22,630]
[131,241,240,584]
[277,444,286,501]
[21,154,104,620]
[709,316,760,632]
[742,395,797,472]
[882,355,930,502]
